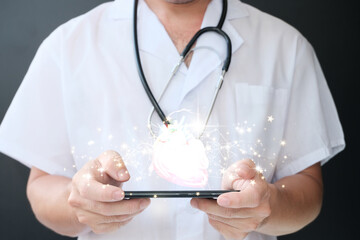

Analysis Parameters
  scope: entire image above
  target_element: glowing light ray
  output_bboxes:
[68,110,287,189]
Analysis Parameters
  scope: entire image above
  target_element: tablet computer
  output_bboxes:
[124,190,239,199]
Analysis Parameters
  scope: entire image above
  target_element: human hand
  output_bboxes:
[68,150,150,234]
[190,159,271,239]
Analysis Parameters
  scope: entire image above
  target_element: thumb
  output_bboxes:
[235,159,257,180]
[222,159,256,190]
[95,150,130,182]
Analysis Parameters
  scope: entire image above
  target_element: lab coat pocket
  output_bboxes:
[235,83,289,159]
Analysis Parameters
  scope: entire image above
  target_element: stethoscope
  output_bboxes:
[133,0,232,139]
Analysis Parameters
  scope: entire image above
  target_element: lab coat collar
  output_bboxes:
[109,0,249,104]
[110,0,249,20]
[176,0,248,103]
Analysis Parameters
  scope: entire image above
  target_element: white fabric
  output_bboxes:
[0,0,345,239]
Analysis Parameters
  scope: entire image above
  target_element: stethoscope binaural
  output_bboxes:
[133,0,232,138]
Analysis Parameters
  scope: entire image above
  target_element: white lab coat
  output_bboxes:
[0,0,345,239]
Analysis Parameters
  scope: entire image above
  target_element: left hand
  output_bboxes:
[190,159,272,240]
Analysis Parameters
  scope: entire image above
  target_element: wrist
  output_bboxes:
[255,183,281,235]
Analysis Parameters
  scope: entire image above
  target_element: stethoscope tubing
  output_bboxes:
[180,26,232,72]
[133,0,232,136]
[133,0,170,126]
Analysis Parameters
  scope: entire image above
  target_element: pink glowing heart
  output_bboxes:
[152,128,209,188]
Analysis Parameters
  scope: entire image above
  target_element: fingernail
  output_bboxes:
[191,200,198,209]
[113,190,124,200]
[140,199,149,209]
[118,168,129,181]
[218,196,230,207]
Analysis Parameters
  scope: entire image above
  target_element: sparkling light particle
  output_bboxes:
[238,127,245,134]
[267,116,274,122]
[228,173,237,181]
[83,173,92,181]
[68,109,284,189]
[255,166,264,174]
[281,184,286,188]
[250,180,256,186]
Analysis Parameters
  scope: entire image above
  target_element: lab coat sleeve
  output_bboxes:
[0,26,76,178]
[273,36,345,181]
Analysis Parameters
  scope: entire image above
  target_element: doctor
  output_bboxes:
[0,0,344,239]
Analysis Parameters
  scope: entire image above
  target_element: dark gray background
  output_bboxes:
[0,0,358,239]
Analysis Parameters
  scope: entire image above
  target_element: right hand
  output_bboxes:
[68,150,150,234]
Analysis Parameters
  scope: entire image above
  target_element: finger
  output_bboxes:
[85,159,120,186]
[92,219,133,234]
[208,218,248,240]
[101,199,151,216]
[222,159,257,190]
[191,198,250,219]
[75,197,151,216]
[75,208,138,225]
[217,190,261,208]
[76,176,125,202]
[97,150,130,182]
[207,214,260,233]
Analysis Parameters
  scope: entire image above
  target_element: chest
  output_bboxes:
[60,18,293,186]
